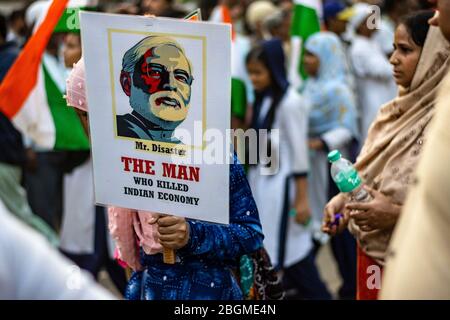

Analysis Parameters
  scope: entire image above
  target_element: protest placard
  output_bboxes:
[80,11,231,224]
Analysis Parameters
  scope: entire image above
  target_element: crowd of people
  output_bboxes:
[0,0,449,300]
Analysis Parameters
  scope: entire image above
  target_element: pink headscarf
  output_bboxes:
[66,58,88,112]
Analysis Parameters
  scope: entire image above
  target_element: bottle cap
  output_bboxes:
[289,209,297,217]
[328,150,341,162]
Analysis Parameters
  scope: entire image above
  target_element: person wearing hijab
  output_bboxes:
[322,11,450,300]
[381,1,450,300]
[246,39,331,299]
[302,31,359,299]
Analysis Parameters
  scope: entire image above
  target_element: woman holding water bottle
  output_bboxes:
[322,10,450,299]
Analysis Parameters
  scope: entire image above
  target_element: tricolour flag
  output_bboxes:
[289,0,322,88]
[0,0,89,150]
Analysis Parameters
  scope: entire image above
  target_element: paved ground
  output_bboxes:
[316,242,342,299]
[98,271,123,299]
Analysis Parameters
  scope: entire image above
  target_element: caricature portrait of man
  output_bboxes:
[117,36,194,143]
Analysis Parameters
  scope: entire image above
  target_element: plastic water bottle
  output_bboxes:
[327,150,372,203]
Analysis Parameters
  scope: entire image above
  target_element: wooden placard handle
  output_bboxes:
[163,246,176,264]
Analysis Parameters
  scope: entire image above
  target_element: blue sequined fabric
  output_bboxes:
[125,154,264,300]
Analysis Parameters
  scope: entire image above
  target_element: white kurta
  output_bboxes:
[0,200,114,300]
[59,158,115,258]
[373,16,395,56]
[350,35,397,142]
[248,88,312,268]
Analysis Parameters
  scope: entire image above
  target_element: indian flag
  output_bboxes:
[0,0,89,150]
[289,0,322,88]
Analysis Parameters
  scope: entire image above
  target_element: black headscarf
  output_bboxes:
[248,38,289,132]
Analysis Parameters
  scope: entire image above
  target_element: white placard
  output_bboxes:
[80,12,231,224]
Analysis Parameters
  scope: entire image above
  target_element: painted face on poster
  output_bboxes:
[80,12,231,224]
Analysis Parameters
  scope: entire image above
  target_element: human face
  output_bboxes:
[279,0,293,11]
[136,44,192,122]
[429,0,450,42]
[246,60,272,92]
[63,33,82,68]
[303,50,320,77]
[11,16,27,36]
[357,16,377,38]
[327,18,348,36]
[141,0,170,16]
[276,12,292,42]
[390,24,422,88]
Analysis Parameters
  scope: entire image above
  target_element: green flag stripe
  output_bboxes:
[231,78,247,120]
[291,4,320,37]
[43,65,90,150]
[291,4,320,78]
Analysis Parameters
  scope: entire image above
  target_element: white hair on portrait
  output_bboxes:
[121,35,192,74]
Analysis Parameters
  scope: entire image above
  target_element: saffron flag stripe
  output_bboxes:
[0,0,70,118]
